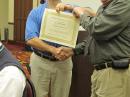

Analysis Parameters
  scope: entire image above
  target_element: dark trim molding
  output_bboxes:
[8,22,14,25]
[1,40,25,46]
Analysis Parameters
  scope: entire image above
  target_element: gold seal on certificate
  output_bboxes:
[39,8,80,48]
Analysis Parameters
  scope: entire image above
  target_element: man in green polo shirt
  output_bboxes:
[55,0,130,97]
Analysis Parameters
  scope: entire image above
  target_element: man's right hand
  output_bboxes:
[56,3,74,12]
[54,46,74,61]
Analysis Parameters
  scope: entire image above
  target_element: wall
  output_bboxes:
[33,0,40,8]
[8,0,14,23]
[8,0,14,40]
[0,0,9,40]
[6,0,40,40]
[63,0,101,12]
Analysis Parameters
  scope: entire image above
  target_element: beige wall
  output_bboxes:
[8,0,14,23]
[33,0,40,8]
[8,0,14,40]
[7,0,40,40]
[0,0,9,40]
[0,0,14,40]
[5,0,40,40]
[63,0,101,12]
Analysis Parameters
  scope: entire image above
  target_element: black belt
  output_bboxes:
[33,50,58,61]
[94,62,112,70]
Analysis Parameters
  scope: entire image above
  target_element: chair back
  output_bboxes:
[22,78,36,97]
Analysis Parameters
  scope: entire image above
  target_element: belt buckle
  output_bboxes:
[38,51,43,58]
[48,56,52,60]
[49,56,58,61]
[94,62,108,70]
[41,53,44,58]
[104,62,108,68]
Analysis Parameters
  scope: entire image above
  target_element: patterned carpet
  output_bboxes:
[2,42,32,78]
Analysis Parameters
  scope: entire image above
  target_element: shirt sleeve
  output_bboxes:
[73,40,86,55]
[73,34,92,55]
[25,9,40,41]
[80,0,130,41]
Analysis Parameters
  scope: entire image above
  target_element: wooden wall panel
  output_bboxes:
[69,31,93,97]
[14,0,32,42]
[14,0,21,41]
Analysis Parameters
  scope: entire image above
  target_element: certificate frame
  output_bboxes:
[39,8,80,48]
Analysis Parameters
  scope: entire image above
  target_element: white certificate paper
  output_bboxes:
[39,8,80,48]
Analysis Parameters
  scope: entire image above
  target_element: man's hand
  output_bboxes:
[56,3,74,12]
[73,7,84,18]
[73,7,96,18]
[54,46,74,61]
[56,3,96,18]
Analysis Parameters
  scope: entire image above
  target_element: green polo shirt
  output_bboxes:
[74,0,130,64]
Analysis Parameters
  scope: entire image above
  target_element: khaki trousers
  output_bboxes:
[91,65,130,97]
[30,53,73,97]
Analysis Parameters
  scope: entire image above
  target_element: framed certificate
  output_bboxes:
[39,8,80,48]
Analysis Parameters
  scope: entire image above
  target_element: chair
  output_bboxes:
[22,65,36,97]
[22,78,36,97]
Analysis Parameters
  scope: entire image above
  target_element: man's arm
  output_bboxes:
[26,37,58,56]
[56,3,74,12]
[55,36,92,61]
[56,3,96,17]
[81,0,130,41]
[25,9,62,59]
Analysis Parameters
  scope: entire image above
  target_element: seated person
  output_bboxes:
[0,42,26,97]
